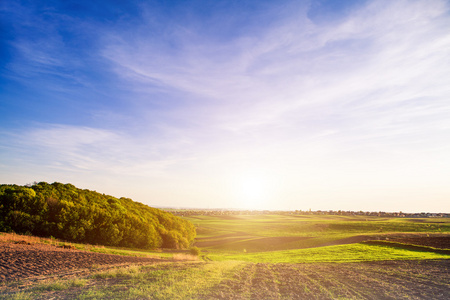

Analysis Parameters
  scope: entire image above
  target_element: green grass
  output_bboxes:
[91,264,143,279]
[32,278,88,292]
[80,261,245,299]
[186,214,450,252]
[88,246,173,259]
[4,263,246,300]
[34,281,67,291]
[0,292,34,300]
[183,214,450,263]
[207,243,450,263]
[189,215,450,237]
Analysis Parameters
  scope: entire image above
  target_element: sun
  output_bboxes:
[233,174,269,209]
[240,177,265,200]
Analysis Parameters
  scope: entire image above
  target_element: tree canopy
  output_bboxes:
[0,182,196,249]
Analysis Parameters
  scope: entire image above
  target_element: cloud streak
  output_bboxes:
[100,0,450,159]
[1,0,450,211]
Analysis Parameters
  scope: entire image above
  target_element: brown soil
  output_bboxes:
[0,242,165,282]
[204,260,450,299]
[318,234,450,249]
[195,236,312,251]
[387,236,450,249]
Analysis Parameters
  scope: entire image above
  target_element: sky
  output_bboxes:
[1,0,450,213]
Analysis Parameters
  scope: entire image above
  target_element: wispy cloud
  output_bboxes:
[1,0,450,211]
[102,0,450,151]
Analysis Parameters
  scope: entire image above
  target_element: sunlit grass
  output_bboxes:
[88,246,173,259]
[185,214,450,252]
[187,215,450,238]
[207,243,450,263]
[81,261,244,299]
[31,278,88,292]
[0,292,34,300]
[0,231,175,259]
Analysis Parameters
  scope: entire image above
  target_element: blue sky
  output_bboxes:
[1,0,450,212]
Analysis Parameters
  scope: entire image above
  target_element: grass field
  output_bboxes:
[186,214,449,252]
[1,214,449,299]
[208,242,449,263]
[184,214,450,264]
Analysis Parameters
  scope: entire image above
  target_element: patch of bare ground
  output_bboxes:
[203,260,450,300]
[195,235,312,252]
[321,233,450,249]
[387,235,450,249]
[0,242,165,283]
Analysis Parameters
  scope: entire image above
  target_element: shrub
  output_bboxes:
[189,246,201,256]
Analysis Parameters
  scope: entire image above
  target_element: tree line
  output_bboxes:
[0,182,196,249]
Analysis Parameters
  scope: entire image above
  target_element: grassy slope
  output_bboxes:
[208,243,449,263]
[0,232,174,259]
[183,214,450,262]
[186,214,449,252]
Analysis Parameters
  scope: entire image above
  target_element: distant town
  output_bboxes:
[167,209,449,218]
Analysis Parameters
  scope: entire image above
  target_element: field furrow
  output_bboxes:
[201,260,449,300]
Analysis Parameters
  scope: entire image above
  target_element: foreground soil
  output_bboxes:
[4,259,448,299]
[204,260,450,300]
[0,242,164,282]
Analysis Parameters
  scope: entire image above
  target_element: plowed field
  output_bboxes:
[0,242,164,282]
[205,260,450,299]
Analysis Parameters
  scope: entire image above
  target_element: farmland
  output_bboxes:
[1,214,449,299]
[187,214,449,253]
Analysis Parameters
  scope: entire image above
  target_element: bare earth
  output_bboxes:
[0,242,163,282]
[388,236,450,249]
[204,260,450,299]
